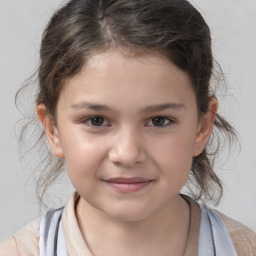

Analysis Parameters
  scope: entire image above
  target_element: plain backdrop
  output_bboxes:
[0,0,255,241]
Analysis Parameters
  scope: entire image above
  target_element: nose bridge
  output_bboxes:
[109,125,146,167]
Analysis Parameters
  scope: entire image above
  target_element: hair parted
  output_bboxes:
[17,0,238,206]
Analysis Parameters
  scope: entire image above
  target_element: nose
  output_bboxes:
[108,127,146,168]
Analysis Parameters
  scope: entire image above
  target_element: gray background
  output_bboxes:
[0,0,255,241]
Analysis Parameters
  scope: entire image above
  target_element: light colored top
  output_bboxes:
[1,193,256,255]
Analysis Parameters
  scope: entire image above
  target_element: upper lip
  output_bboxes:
[104,177,152,183]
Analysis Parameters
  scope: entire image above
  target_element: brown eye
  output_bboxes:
[85,116,109,127]
[91,117,105,126]
[147,117,172,127]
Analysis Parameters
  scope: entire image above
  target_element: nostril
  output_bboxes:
[112,161,136,168]
[113,161,122,167]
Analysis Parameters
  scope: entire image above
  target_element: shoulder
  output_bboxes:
[218,211,256,256]
[0,217,40,256]
[0,237,19,256]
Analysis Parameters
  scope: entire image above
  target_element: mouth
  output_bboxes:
[103,177,153,193]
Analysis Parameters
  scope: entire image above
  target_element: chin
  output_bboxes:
[101,204,151,223]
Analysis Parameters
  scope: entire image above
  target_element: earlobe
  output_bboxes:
[193,97,218,157]
[37,104,64,158]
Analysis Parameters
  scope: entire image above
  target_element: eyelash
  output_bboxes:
[147,116,174,127]
[82,116,174,128]
[83,116,110,128]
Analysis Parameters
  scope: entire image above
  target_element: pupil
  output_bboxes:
[153,117,165,126]
[91,117,104,126]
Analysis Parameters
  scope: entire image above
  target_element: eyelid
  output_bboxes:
[80,115,175,128]
[146,116,175,127]
[82,116,110,127]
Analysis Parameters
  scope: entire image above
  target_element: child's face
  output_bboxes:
[44,49,213,221]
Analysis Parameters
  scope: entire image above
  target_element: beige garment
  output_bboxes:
[1,193,256,256]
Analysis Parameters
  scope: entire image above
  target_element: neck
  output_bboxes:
[75,195,190,256]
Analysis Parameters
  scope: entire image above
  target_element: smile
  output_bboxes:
[104,177,153,193]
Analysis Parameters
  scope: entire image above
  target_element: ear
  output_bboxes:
[37,104,64,158]
[193,97,218,157]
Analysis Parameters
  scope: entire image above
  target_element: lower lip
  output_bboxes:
[106,181,152,193]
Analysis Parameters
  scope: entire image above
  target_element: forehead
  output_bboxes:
[59,49,196,112]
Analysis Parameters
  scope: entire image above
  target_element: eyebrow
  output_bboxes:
[143,103,185,113]
[70,102,185,113]
[71,102,114,111]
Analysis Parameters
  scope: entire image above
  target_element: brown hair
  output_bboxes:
[18,0,237,205]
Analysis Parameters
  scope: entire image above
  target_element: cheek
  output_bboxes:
[157,144,193,193]
[60,133,107,179]
[149,130,196,177]
[64,144,105,197]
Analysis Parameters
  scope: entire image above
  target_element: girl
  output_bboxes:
[1,0,256,255]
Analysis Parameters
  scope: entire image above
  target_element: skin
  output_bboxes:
[37,49,217,256]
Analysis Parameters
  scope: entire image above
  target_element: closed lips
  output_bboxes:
[104,177,153,193]
[105,177,152,183]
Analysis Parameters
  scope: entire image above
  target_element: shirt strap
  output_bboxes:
[199,204,238,256]
[39,207,68,256]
